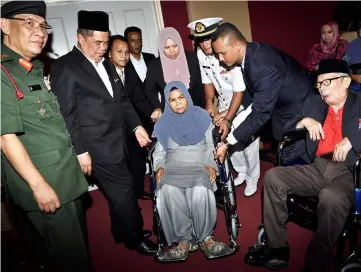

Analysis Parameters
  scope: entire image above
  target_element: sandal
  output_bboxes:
[200,236,235,259]
[157,242,198,263]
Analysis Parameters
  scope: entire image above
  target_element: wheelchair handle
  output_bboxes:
[278,129,307,166]
[212,127,222,146]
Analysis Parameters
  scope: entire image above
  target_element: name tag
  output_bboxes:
[28,85,42,92]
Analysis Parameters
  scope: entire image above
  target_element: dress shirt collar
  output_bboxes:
[130,53,144,63]
[76,45,105,66]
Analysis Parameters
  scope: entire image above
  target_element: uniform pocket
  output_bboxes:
[20,93,54,120]
[30,150,61,169]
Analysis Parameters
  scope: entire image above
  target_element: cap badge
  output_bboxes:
[195,22,205,33]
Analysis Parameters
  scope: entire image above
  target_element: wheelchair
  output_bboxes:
[257,130,361,272]
[146,133,240,263]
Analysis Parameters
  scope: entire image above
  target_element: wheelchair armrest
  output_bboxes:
[277,129,307,166]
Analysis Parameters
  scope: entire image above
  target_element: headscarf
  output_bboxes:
[158,27,191,88]
[320,21,340,55]
[153,81,211,151]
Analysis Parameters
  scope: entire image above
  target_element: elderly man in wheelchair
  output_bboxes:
[150,81,235,262]
[243,59,361,272]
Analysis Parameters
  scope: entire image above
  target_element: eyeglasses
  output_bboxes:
[7,17,52,34]
[314,76,347,89]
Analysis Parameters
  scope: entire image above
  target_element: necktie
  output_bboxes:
[119,69,125,85]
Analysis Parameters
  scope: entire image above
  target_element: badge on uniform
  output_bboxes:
[44,75,51,90]
[37,96,46,115]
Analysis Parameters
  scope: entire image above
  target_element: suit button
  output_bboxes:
[206,73,208,76]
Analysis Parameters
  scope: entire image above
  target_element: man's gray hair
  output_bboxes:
[338,72,350,78]
[77,29,94,37]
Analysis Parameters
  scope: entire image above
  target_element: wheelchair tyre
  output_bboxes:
[257,227,266,244]
[228,188,236,207]
[231,217,238,239]
[340,262,361,272]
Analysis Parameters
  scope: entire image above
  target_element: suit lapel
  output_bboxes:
[342,91,360,137]
[103,60,123,101]
[73,47,114,100]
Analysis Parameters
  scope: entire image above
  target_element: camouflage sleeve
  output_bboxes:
[1,71,24,135]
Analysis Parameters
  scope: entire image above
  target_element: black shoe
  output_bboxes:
[143,230,152,238]
[137,192,152,200]
[136,238,158,255]
[244,243,289,270]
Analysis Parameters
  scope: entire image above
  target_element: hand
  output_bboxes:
[333,137,352,162]
[206,106,215,118]
[151,109,162,123]
[32,182,61,213]
[77,153,92,175]
[213,109,228,126]
[135,126,152,147]
[155,168,164,184]
[205,166,216,183]
[219,120,230,141]
[300,118,325,141]
[214,143,228,164]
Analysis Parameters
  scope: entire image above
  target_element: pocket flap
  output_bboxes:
[30,150,61,169]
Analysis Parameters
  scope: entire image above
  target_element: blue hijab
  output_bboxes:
[153,81,212,151]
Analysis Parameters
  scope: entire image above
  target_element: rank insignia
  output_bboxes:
[19,58,33,71]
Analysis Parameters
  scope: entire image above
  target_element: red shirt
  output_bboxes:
[316,106,344,157]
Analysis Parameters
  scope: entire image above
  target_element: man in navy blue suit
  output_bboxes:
[212,23,313,163]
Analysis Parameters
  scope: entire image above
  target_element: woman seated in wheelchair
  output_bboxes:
[152,81,233,262]
[245,59,361,271]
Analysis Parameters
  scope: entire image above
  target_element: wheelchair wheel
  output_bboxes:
[340,262,361,272]
[231,217,239,239]
[257,227,266,244]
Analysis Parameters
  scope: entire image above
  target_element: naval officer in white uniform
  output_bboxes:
[188,18,260,196]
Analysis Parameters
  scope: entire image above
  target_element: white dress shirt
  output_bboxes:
[76,46,114,97]
[130,53,147,82]
[197,49,246,112]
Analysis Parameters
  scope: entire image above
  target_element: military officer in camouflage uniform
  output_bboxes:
[1,1,91,271]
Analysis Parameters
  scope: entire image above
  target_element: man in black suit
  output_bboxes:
[212,23,313,163]
[108,35,153,200]
[245,60,361,271]
[50,11,157,255]
[124,26,156,84]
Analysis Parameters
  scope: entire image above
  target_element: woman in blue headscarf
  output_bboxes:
[152,81,232,262]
